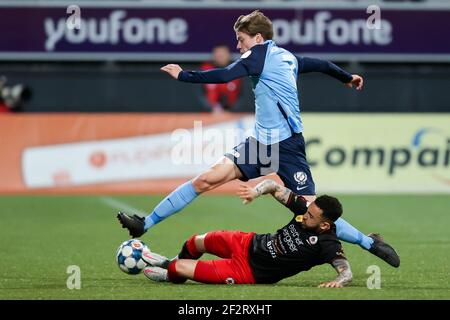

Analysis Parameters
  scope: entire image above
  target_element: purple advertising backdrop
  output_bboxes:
[0,5,449,60]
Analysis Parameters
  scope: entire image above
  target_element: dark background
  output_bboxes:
[2,61,450,113]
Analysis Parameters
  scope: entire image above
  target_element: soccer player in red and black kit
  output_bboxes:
[141,181,353,287]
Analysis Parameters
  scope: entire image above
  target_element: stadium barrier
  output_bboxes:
[0,113,448,194]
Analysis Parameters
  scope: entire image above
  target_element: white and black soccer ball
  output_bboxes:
[116,239,149,275]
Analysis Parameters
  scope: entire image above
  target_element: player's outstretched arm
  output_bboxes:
[318,258,353,288]
[297,56,364,90]
[161,60,250,84]
[237,180,291,205]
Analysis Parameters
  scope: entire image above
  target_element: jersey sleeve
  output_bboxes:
[178,44,267,84]
[296,56,353,83]
[285,192,308,215]
[319,236,347,264]
[178,60,248,83]
[238,44,267,76]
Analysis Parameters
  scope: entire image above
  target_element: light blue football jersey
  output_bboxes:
[179,40,352,145]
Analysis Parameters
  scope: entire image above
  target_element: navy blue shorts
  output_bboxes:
[225,133,316,195]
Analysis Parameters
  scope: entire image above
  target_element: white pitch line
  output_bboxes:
[100,196,147,217]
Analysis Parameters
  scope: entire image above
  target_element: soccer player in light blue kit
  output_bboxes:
[118,11,399,267]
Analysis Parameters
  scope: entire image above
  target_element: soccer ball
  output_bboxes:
[116,239,149,275]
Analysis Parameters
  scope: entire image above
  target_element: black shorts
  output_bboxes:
[225,133,316,195]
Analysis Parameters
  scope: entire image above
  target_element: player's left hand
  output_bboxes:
[318,281,343,288]
[346,74,364,90]
[237,184,259,204]
[161,64,183,80]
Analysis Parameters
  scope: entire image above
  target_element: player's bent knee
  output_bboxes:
[194,233,207,253]
[192,175,208,193]
[192,174,217,193]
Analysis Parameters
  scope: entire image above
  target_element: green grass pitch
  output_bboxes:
[0,194,449,300]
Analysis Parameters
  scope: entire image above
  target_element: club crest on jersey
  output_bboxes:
[294,171,307,185]
[308,236,318,245]
[230,150,240,158]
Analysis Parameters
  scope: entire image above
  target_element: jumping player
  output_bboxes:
[118,10,399,268]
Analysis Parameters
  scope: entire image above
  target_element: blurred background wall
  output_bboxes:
[1,0,449,113]
[0,0,448,194]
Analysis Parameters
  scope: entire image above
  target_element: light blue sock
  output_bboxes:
[335,217,374,250]
[144,181,198,230]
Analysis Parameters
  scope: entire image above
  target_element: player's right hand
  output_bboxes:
[237,184,258,204]
[346,74,364,90]
[318,281,343,288]
[161,64,183,80]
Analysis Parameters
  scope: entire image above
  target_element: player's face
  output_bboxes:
[301,202,324,231]
[235,31,261,54]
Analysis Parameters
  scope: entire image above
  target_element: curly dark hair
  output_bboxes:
[314,195,343,222]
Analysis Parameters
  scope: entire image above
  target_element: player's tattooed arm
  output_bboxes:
[237,179,292,205]
[318,258,353,288]
[255,180,291,205]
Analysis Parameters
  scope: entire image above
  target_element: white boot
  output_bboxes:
[143,266,168,282]
[142,248,170,269]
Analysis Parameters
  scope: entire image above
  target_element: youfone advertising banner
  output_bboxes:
[0,1,449,61]
[0,113,448,194]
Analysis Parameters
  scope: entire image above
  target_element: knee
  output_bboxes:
[194,234,207,252]
[186,233,206,253]
[192,174,215,193]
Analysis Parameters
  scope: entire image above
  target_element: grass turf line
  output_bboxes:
[0,194,449,300]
